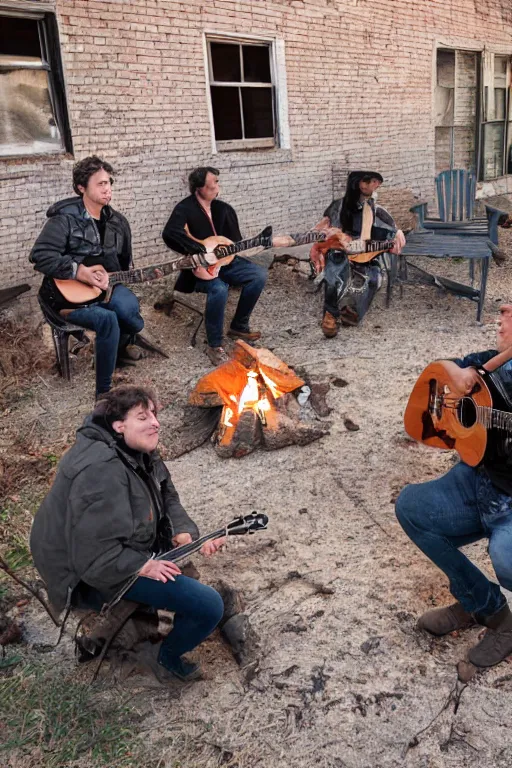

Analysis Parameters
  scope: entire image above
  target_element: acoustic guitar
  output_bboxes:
[311,234,395,264]
[403,361,512,466]
[50,227,350,308]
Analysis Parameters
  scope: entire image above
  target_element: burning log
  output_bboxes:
[189,341,330,458]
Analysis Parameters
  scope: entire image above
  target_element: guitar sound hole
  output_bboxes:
[458,397,477,428]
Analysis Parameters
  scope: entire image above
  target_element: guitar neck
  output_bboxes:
[107,254,206,285]
[287,231,327,247]
[214,234,269,258]
[156,527,226,563]
[346,238,394,254]
[477,406,512,432]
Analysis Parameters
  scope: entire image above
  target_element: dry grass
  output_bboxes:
[0,317,53,407]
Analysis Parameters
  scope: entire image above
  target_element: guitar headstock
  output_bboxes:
[226,512,269,536]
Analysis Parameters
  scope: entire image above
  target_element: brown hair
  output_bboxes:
[73,155,115,196]
[93,385,158,425]
[188,166,219,194]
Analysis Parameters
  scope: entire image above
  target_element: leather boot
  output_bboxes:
[321,311,338,338]
[469,604,512,668]
[417,601,476,636]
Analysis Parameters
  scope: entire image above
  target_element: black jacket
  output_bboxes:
[162,195,242,292]
[30,416,199,612]
[30,196,132,280]
[453,350,512,496]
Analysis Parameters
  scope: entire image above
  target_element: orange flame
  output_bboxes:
[220,369,283,428]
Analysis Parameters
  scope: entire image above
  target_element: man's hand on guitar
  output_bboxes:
[139,559,182,583]
[390,229,406,255]
[201,537,226,556]
[443,362,481,395]
[76,263,109,291]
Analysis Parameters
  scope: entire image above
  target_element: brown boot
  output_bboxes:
[321,311,338,338]
[468,604,512,668]
[417,602,476,636]
[205,346,229,366]
[227,326,261,342]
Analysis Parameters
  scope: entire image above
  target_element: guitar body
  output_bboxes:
[349,248,389,264]
[52,278,105,305]
[404,361,492,466]
[314,235,393,264]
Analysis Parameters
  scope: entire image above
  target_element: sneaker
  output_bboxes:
[417,601,476,636]
[227,327,261,342]
[321,311,338,338]
[205,346,229,366]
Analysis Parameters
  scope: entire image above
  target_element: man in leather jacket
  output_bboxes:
[31,385,225,681]
[396,304,512,668]
[162,167,267,367]
[30,156,144,397]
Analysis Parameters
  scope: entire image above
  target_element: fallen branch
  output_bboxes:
[0,555,60,627]
[402,679,467,757]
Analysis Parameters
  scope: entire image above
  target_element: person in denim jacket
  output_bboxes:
[396,305,512,668]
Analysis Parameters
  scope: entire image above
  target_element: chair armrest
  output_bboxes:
[485,204,510,245]
[409,201,428,228]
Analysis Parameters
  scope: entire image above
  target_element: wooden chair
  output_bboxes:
[410,170,507,248]
[154,290,205,347]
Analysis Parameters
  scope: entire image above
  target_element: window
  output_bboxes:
[434,49,478,176]
[206,37,277,151]
[434,47,512,181]
[0,8,72,157]
[480,53,512,180]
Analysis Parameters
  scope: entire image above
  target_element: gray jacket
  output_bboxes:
[30,417,199,612]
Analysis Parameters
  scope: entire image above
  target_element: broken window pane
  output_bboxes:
[210,43,241,82]
[495,88,506,121]
[0,16,41,58]
[210,86,242,140]
[482,122,504,180]
[242,45,271,83]
[507,122,512,174]
[435,50,455,127]
[0,68,62,156]
[437,50,455,88]
[241,87,274,138]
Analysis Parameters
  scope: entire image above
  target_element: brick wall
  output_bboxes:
[1,0,512,295]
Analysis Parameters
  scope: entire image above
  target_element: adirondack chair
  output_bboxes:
[410,169,504,248]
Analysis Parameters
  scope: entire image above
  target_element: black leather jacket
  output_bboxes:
[30,196,132,280]
[455,350,512,495]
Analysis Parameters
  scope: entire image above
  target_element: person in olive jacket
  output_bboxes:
[30,385,225,681]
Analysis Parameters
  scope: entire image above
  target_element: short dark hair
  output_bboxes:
[73,155,115,196]
[93,385,158,425]
[188,166,219,194]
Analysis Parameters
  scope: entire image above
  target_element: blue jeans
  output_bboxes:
[194,256,267,347]
[396,462,512,617]
[323,251,381,321]
[67,284,144,396]
[124,575,224,663]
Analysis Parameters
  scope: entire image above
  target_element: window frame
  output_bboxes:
[0,2,73,158]
[478,52,512,181]
[204,32,286,153]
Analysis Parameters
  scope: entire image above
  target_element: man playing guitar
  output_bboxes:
[30,156,144,398]
[396,304,512,669]
[162,167,268,366]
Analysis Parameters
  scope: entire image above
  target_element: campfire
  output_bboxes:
[189,341,329,458]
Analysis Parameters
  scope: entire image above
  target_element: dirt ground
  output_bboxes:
[5,245,512,768]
